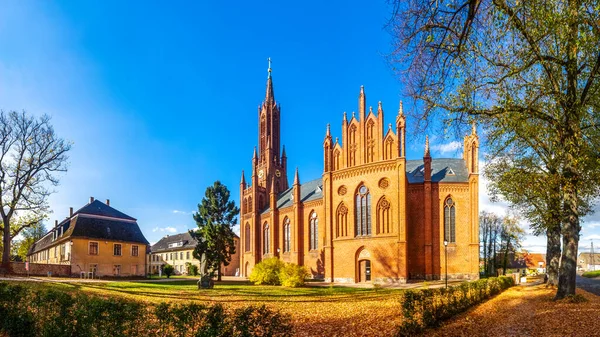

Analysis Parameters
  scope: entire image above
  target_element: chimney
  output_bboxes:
[55,220,58,228]
[89,196,94,204]
[69,207,73,217]
[106,199,110,206]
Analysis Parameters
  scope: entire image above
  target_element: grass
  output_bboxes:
[8,279,404,337]
[582,270,600,278]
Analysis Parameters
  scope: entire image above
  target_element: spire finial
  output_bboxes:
[294,167,300,185]
[326,124,331,136]
[241,170,246,185]
[424,135,430,157]
[267,57,272,78]
[253,146,257,159]
[472,120,477,135]
[398,100,404,115]
[360,85,364,94]
[335,137,339,144]
[388,123,392,130]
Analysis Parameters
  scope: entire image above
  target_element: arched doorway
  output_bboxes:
[356,247,372,283]
[358,260,371,282]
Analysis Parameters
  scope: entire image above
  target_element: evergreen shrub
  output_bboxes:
[397,276,515,336]
[0,282,292,337]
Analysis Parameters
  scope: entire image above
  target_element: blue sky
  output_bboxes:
[1,1,598,253]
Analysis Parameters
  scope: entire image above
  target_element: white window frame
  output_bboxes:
[113,243,122,256]
[89,241,99,255]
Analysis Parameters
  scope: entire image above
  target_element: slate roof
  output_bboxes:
[76,200,136,221]
[261,158,469,214]
[28,200,148,255]
[150,232,198,253]
[405,158,469,183]
[261,178,323,214]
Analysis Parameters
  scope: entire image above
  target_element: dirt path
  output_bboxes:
[428,284,600,337]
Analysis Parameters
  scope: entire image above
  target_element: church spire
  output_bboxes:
[293,167,300,185]
[265,57,275,103]
[424,135,431,157]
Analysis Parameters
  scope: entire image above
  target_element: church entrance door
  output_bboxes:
[358,260,371,282]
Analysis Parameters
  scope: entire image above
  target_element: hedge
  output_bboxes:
[0,282,292,337]
[397,276,515,336]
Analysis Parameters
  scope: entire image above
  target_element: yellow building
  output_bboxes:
[27,197,149,277]
[149,232,240,276]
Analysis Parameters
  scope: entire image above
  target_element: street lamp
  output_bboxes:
[444,240,448,288]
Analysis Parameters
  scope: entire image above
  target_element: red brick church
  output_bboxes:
[239,62,479,283]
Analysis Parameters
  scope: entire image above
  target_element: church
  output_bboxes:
[239,63,479,283]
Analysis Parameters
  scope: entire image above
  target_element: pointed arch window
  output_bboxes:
[355,185,372,236]
[336,203,348,238]
[309,212,318,250]
[283,218,291,253]
[263,222,270,255]
[444,197,456,243]
[377,197,391,234]
[244,223,251,252]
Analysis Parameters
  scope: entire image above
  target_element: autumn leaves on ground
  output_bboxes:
[13,278,600,336]
[428,284,600,337]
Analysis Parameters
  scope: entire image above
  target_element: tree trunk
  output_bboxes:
[556,182,580,299]
[2,223,10,267]
[546,224,561,286]
[502,237,510,275]
[482,223,488,277]
[217,266,222,281]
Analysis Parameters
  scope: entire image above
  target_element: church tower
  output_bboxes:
[255,58,288,195]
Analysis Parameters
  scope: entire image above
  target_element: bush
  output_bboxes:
[249,258,284,285]
[0,282,293,337]
[249,259,308,287]
[397,276,515,336]
[163,264,175,278]
[186,263,199,276]
[279,263,309,287]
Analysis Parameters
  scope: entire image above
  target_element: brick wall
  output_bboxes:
[10,262,71,277]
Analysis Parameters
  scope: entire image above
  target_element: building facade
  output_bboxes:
[27,198,149,277]
[148,232,240,276]
[240,66,479,283]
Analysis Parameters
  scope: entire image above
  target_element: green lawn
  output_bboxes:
[582,270,600,278]
[12,279,404,336]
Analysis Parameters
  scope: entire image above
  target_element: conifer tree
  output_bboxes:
[191,181,239,282]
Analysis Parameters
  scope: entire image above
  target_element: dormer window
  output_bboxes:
[168,241,183,248]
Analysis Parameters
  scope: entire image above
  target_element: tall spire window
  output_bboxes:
[283,218,291,253]
[309,212,318,250]
[355,185,372,236]
[444,197,456,243]
[245,223,251,252]
[263,222,270,255]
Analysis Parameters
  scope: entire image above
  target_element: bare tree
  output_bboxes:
[0,111,71,267]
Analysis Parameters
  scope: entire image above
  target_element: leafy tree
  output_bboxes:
[0,111,71,267]
[389,0,600,299]
[13,221,46,262]
[480,211,501,277]
[163,264,174,278]
[191,181,239,282]
[499,216,525,275]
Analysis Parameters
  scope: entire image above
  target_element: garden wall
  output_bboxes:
[9,262,71,277]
